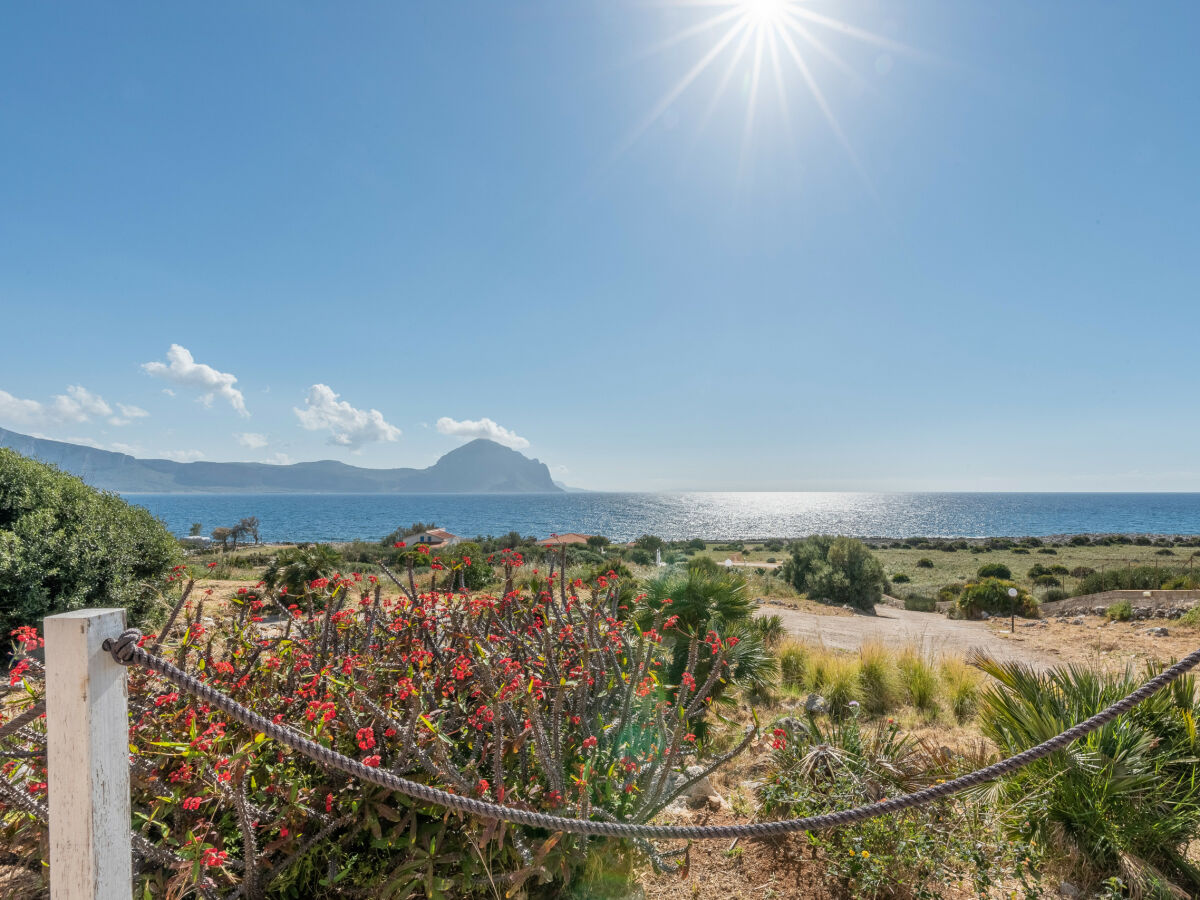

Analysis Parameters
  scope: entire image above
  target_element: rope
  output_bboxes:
[104,629,1200,841]
[0,702,46,743]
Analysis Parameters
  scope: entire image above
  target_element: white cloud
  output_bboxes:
[0,384,143,427]
[265,452,293,465]
[162,388,176,397]
[294,384,401,449]
[0,389,48,426]
[109,442,142,455]
[109,402,150,426]
[164,449,205,462]
[436,416,530,450]
[52,385,112,423]
[235,432,269,449]
[141,344,248,416]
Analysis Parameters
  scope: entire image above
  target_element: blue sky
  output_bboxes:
[1,1,1197,491]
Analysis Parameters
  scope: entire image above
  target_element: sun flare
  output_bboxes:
[740,0,788,27]
[617,0,932,184]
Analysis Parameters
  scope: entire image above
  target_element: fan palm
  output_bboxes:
[975,655,1200,897]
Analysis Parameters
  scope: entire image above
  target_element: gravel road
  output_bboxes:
[760,603,1046,666]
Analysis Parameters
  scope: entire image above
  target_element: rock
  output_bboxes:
[1059,882,1081,899]
[1071,616,1085,626]
[804,694,827,715]
[1146,627,1169,637]
[1093,607,1107,617]
[979,611,990,620]
[669,765,724,810]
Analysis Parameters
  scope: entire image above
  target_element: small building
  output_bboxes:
[537,533,594,547]
[405,528,461,548]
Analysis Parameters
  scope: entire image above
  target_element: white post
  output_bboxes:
[45,609,132,900]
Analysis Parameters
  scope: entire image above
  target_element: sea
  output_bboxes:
[122,492,1200,543]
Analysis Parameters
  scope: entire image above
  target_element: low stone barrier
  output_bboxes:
[1040,590,1200,621]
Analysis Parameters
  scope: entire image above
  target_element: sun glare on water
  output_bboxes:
[616,0,931,183]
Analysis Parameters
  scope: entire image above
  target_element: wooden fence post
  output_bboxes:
[45,608,132,900]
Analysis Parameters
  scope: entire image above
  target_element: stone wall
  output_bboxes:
[1040,590,1200,620]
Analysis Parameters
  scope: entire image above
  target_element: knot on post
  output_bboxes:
[103,628,144,665]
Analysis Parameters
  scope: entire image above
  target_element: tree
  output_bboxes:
[585,535,610,550]
[189,522,203,536]
[0,448,180,646]
[237,516,261,545]
[781,536,887,611]
[634,534,665,555]
[211,526,233,550]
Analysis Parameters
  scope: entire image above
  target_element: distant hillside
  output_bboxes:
[0,429,562,493]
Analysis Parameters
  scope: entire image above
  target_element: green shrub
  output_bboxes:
[778,640,809,688]
[262,543,344,594]
[896,649,938,713]
[1033,574,1061,587]
[916,558,935,569]
[977,657,1200,896]
[976,562,1012,580]
[858,642,898,714]
[752,613,786,647]
[891,573,910,584]
[1077,566,1189,594]
[780,536,887,611]
[1180,606,1200,628]
[955,578,1038,619]
[1071,566,1096,579]
[1042,588,1069,603]
[941,658,980,723]
[903,594,937,612]
[0,449,180,643]
[1037,547,1058,554]
[759,715,1012,897]
[1012,547,1030,555]
[1105,600,1133,621]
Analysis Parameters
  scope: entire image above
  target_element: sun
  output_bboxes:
[739,0,788,27]
[613,0,931,185]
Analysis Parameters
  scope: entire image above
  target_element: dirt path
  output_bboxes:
[760,604,1047,666]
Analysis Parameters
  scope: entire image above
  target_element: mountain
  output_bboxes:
[0,429,562,493]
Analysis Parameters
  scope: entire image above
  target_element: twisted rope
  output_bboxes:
[0,702,46,743]
[104,629,1200,840]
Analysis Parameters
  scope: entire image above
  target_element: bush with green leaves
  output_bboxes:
[638,558,776,714]
[915,557,934,568]
[902,593,937,612]
[976,562,1012,580]
[1076,565,1197,595]
[953,578,1038,619]
[0,448,180,643]
[781,536,887,611]
[758,710,1022,897]
[977,656,1200,897]
[1105,600,1133,621]
[262,543,344,594]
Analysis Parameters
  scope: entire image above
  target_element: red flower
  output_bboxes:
[477,779,489,795]
[182,796,202,811]
[394,541,406,548]
[356,727,375,751]
[362,755,381,768]
[582,736,598,750]
[201,848,227,868]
